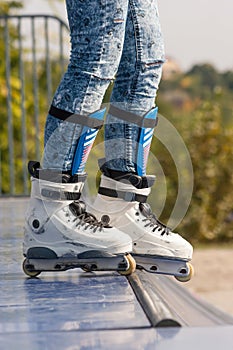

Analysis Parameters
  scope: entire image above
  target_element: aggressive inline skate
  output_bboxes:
[23,161,136,277]
[91,167,194,282]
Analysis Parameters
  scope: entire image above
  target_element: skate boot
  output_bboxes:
[92,168,194,282]
[22,161,136,277]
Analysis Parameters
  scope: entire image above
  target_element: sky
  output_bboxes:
[159,0,233,71]
[21,0,233,72]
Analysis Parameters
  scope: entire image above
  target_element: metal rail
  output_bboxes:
[128,270,233,327]
[0,14,69,196]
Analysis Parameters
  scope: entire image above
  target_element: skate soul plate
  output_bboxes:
[132,254,193,282]
[23,249,134,277]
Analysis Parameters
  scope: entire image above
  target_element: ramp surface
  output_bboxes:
[0,198,233,350]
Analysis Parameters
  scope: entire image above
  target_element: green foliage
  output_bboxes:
[0,3,66,194]
[156,65,233,244]
[182,101,233,244]
[0,1,24,193]
[0,1,22,15]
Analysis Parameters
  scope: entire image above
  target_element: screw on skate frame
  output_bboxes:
[175,263,194,282]
[81,264,98,272]
[150,265,158,271]
[22,259,41,278]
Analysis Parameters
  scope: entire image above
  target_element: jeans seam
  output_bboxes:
[75,1,112,114]
[128,0,143,106]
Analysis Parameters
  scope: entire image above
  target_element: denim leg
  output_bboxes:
[43,0,129,171]
[105,0,165,173]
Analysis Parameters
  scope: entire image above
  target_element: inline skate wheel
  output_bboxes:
[22,259,41,278]
[175,262,194,282]
[119,254,136,276]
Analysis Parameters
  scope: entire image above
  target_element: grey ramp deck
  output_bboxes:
[0,198,233,350]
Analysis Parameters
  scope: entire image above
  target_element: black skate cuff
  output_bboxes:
[98,187,148,203]
[28,161,87,184]
[98,160,155,189]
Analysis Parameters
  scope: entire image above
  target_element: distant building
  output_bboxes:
[162,57,182,80]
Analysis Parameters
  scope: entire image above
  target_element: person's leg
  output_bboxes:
[43,0,129,174]
[104,0,165,175]
[24,0,134,263]
[94,0,193,263]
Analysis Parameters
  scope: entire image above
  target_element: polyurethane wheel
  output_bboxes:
[119,254,136,276]
[22,259,41,278]
[175,262,194,282]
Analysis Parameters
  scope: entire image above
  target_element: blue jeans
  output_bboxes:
[43,0,165,174]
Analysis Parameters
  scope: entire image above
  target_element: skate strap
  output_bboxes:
[49,105,104,129]
[109,104,158,128]
[28,161,87,183]
[40,188,81,201]
[98,161,156,189]
[98,187,148,203]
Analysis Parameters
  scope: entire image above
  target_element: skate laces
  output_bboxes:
[69,201,111,233]
[139,203,170,236]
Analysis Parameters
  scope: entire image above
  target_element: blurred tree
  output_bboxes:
[188,63,221,90]
[0,1,23,193]
[0,1,66,193]
[0,1,22,15]
[222,70,233,90]
[156,65,233,244]
[177,101,233,244]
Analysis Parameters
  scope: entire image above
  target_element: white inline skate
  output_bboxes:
[22,161,136,277]
[92,168,194,282]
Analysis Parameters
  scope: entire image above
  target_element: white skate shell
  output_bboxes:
[92,193,193,261]
[24,177,133,259]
